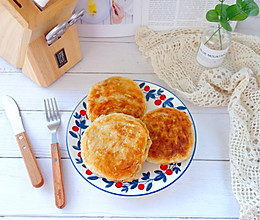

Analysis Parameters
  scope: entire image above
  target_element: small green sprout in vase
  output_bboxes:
[206,0,259,49]
[197,0,259,68]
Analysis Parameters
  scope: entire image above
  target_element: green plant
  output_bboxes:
[205,0,259,49]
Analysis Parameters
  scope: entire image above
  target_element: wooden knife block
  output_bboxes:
[0,0,82,87]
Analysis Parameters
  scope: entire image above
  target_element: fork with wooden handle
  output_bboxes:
[44,98,66,209]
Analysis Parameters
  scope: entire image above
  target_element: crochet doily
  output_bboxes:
[136,26,260,219]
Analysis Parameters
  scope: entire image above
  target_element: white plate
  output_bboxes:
[66,80,197,197]
[76,0,110,24]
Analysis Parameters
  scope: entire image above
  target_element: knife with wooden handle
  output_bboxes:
[2,95,44,188]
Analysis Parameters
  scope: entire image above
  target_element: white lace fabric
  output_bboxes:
[136,26,260,220]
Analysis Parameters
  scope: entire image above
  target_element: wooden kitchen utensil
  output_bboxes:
[0,0,82,87]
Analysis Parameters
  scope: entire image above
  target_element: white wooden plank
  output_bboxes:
[69,41,154,74]
[0,111,230,160]
[74,19,260,75]
[0,16,259,75]
[0,57,21,73]
[0,40,151,74]
[0,158,239,218]
[79,35,136,42]
[0,218,238,220]
[0,10,258,220]
[0,72,229,114]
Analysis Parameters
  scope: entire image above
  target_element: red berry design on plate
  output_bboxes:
[154,99,162,106]
[77,152,81,158]
[80,110,86,116]
[166,169,173,175]
[72,126,79,132]
[160,94,166,100]
[160,164,168,171]
[144,85,150,92]
[138,184,145,190]
[86,169,92,175]
[115,182,123,188]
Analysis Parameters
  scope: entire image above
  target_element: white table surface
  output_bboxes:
[0,15,259,220]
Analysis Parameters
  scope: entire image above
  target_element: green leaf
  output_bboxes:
[215,4,229,17]
[206,0,259,25]
[220,21,232,31]
[220,14,228,23]
[236,0,243,7]
[241,1,259,16]
[226,4,248,20]
[206,9,220,22]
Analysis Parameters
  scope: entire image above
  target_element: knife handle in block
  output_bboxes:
[16,132,44,188]
[51,142,66,209]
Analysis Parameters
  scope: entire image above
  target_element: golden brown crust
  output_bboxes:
[141,107,195,164]
[81,113,152,182]
[87,76,146,122]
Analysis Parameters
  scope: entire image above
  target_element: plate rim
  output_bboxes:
[66,79,197,197]
[80,0,110,24]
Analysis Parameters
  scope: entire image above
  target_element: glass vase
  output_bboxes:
[196,24,232,68]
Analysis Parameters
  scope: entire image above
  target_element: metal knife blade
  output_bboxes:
[2,95,24,135]
[46,9,85,45]
[2,95,44,188]
[32,0,50,10]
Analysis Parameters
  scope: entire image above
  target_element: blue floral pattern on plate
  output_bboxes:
[66,80,197,197]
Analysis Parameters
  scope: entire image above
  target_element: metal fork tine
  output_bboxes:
[50,98,56,120]
[47,99,53,121]
[44,98,61,122]
[53,98,60,120]
[44,99,50,122]
[44,97,65,208]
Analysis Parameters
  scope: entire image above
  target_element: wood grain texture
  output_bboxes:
[0,110,230,160]
[0,4,31,68]
[0,158,239,218]
[1,0,78,29]
[0,0,81,86]
[15,131,44,187]
[22,24,82,87]
[51,142,66,208]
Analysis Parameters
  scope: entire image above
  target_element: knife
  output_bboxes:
[32,0,50,10]
[45,9,85,45]
[2,96,44,188]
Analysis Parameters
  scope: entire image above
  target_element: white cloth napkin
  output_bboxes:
[136,26,260,219]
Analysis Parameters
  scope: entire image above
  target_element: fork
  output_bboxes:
[44,98,66,209]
